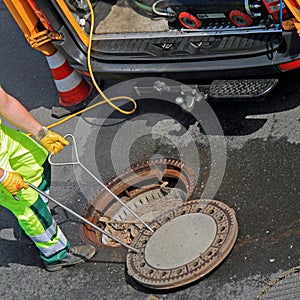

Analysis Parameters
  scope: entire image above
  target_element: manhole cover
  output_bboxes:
[79,158,197,262]
[126,199,238,289]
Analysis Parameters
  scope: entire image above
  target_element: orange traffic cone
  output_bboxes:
[45,48,93,107]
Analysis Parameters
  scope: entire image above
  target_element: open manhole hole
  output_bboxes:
[79,158,197,262]
[126,199,238,289]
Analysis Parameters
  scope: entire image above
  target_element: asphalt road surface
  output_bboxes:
[0,1,300,299]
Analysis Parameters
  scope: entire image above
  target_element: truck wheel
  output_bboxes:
[229,10,253,27]
[178,12,202,29]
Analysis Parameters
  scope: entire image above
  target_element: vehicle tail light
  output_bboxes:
[279,58,300,71]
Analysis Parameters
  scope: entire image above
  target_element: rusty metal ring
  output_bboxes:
[79,158,197,262]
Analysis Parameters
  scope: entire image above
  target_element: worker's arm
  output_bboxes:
[0,86,43,136]
[0,86,69,154]
[0,87,69,195]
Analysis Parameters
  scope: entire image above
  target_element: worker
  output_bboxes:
[0,86,96,271]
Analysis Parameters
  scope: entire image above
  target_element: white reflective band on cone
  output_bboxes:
[54,70,82,92]
[46,50,66,69]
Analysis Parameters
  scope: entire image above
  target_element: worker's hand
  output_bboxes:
[37,127,69,155]
[0,171,28,195]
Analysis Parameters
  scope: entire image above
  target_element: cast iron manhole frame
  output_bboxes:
[79,158,197,262]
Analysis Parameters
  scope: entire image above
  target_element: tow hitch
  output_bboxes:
[134,78,278,111]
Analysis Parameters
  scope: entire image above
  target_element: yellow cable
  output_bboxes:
[38,0,138,133]
[86,0,137,115]
[27,98,124,136]
[46,98,124,130]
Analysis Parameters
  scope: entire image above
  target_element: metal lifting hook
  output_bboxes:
[25,133,156,253]
[27,182,139,253]
[48,134,153,233]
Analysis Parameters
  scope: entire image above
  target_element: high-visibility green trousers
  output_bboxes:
[0,124,70,264]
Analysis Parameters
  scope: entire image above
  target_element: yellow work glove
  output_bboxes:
[37,127,69,155]
[0,171,29,195]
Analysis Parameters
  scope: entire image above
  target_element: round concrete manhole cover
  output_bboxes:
[126,199,238,289]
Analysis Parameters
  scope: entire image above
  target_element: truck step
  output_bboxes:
[209,78,278,99]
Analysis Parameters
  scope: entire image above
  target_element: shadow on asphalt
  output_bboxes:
[0,207,42,268]
[78,70,300,139]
